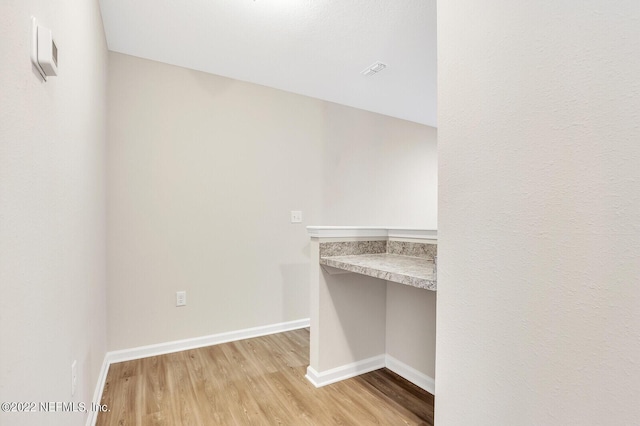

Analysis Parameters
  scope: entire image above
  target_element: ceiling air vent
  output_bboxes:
[361,61,387,76]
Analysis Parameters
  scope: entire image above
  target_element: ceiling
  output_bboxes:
[98,0,437,127]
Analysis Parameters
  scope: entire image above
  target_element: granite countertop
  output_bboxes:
[320,253,436,291]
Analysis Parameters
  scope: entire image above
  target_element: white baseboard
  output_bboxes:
[385,354,435,395]
[305,355,386,388]
[305,353,435,395]
[107,318,310,364]
[86,318,310,426]
[86,355,111,426]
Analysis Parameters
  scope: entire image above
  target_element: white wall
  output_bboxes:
[321,108,438,380]
[437,1,640,424]
[386,284,437,379]
[107,52,324,350]
[310,258,388,372]
[0,1,108,425]
[107,52,438,355]
[322,106,438,228]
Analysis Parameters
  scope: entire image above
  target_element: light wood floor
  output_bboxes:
[97,328,434,425]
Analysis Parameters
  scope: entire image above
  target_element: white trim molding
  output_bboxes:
[307,226,390,238]
[87,318,310,426]
[307,226,437,240]
[86,355,111,426]
[106,318,310,364]
[387,229,437,241]
[305,354,435,395]
[305,355,386,388]
[385,355,435,395]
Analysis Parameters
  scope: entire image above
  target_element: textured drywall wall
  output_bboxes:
[107,52,438,354]
[437,1,640,424]
[322,106,437,228]
[0,1,108,425]
[107,52,324,350]
[386,284,436,379]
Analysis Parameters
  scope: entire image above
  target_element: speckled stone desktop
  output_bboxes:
[319,240,437,291]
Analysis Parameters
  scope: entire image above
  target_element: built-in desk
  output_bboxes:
[306,227,437,393]
[320,253,436,290]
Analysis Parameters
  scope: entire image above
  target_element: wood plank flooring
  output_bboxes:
[97,328,434,425]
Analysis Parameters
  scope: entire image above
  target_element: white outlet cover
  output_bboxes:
[176,291,186,307]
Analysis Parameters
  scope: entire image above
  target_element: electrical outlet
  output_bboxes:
[71,360,77,396]
[176,291,186,307]
[290,211,302,223]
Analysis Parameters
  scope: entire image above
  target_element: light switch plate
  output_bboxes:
[290,211,302,223]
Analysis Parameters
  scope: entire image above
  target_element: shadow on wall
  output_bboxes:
[326,271,387,362]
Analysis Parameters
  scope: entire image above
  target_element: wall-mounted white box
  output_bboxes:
[31,17,58,80]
